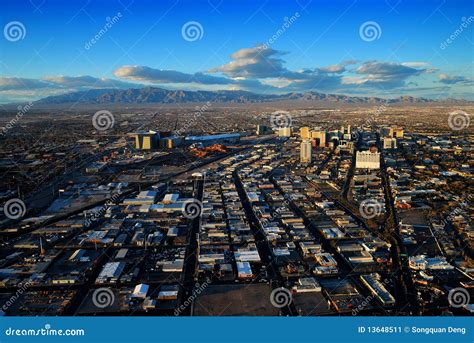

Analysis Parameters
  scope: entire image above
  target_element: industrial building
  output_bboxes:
[360,274,395,307]
[185,133,240,146]
[96,262,125,284]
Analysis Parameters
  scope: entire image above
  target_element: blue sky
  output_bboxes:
[0,0,473,102]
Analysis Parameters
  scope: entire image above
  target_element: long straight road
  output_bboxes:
[178,177,204,316]
[378,139,418,315]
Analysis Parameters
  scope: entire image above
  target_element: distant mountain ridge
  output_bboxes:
[34,86,469,105]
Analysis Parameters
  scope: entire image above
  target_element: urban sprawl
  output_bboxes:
[0,105,472,316]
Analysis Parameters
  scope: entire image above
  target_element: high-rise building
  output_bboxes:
[300,140,312,164]
[133,131,160,150]
[383,137,397,150]
[381,126,404,138]
[311,130,326,147]
[356,151,380,169]
[300,127,311,139]
[278,127,292,137]
[327,130,342,145]
[256,125,271,136]
[393,127,404,138]
[341,125,351,135]
[160,136,184,148]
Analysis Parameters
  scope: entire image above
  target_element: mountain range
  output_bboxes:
[34,87,469,105]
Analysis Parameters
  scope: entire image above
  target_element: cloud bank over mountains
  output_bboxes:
[1,44,471,103]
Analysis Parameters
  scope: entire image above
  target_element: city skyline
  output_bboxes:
[1,0,473,103]
[0,0,473,334]
[1,104,472,318]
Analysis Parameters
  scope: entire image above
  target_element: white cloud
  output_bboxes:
[42,75,135,89]
[437,73,473,84]
[114,65,233,85]
[1,46,468,102]
[209,45,289,78]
